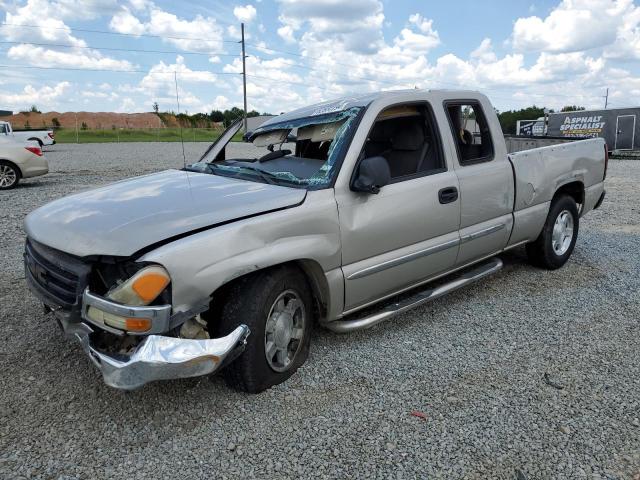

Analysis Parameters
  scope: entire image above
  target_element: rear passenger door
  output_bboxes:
[444,101,514,265]
[336,102,461,312]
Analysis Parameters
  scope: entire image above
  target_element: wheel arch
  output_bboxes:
[0,158,23,177]
[554,180,584,207]
[208,259,332,324]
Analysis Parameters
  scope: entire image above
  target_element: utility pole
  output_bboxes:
[604,88,609,109]
[240,22,248,134]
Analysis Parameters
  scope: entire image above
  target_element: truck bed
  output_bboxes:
[506,137,607,247]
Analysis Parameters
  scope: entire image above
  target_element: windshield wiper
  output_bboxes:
[206,163,303,187]
[233,165,280,185]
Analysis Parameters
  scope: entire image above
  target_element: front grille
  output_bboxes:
[24,239,91,310]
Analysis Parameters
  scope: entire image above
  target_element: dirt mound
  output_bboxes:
[6,112,166,129]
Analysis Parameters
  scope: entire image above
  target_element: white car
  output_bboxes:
[0,121,55,148]
[0,137,49,189]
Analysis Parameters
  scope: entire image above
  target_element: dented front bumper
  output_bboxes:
[57,312,249,390]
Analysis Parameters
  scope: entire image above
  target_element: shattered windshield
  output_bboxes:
[187,107,363,189]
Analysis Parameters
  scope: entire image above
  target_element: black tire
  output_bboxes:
[526,194,579,270]
[209,266,313,393]
[0,161,21,190]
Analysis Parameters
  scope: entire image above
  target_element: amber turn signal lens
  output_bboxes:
[132,272,170,303]
[125,318,152,332]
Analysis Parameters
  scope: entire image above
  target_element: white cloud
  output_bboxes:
[234,5,257,23]
[393,25,440,53]
[227,24,243,40]
[116,97,137,113]
[1,0,137,70]
[203,95,233,112]
[109,7,145,36]
[140,56,218,92]
[277,0,385,54]
[0,81,71,110]
[7,44,135,70]
[512,0,635,53]
[108,4,226,52]
[470,38,497,63]
[53,0,120,20]
[223,55,302,84]
[1,0,87,46]
[2,0,640,116]
[277,25,296,43]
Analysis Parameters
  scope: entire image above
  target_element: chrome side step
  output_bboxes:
[326,257,503,333]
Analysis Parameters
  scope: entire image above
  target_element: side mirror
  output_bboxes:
[351,156,390,194]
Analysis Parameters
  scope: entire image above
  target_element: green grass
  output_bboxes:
[54,128,244,144]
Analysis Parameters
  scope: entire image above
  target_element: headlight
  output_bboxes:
[87,265,170,333]
[106,265,170,306]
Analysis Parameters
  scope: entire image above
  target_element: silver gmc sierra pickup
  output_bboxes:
[23,90,607,392]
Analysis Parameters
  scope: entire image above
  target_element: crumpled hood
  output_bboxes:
[25,169,306,257]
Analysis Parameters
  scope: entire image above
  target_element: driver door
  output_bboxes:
[335,103,461,312]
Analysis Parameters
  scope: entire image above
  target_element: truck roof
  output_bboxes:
[261,89,482,128]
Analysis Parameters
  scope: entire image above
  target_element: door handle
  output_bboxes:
[438,187,458,204]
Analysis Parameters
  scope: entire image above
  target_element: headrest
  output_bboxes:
[392,122,424,151]
[369,121,391,143]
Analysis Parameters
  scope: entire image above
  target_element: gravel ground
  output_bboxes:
[1,143,639,480]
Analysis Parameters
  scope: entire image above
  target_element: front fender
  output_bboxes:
[139,189,342,319]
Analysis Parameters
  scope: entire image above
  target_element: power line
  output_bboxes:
[0,40,239,58]
[245,74,350,95]
[245,44,602,102]
[0,63,240,75]
[249,54,413,89]
[0,23,598,108]
[0,22,239,44]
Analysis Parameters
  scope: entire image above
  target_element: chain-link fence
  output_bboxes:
[52,127,236,144]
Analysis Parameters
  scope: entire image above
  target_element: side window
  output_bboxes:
[361,103,445,181]
[445,102,494,165]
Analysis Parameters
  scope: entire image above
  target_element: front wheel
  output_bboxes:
[0,161,20,190]
[526,194,579,270]
[209,266,313,393]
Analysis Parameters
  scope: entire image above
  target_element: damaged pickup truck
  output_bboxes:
[24,90,607,392]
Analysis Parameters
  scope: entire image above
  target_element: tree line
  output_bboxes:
[498,105,586,134]
[153,102,271,128]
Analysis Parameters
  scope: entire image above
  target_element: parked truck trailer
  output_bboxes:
[547,108,640,151]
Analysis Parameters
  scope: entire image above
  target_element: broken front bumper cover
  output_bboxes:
[58,313,250,390]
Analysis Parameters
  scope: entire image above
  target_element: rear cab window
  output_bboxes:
[445,102,494,165]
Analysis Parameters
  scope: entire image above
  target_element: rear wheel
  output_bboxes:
[0,161,20,190]
[526,195,579,269]
[209,266,313,393]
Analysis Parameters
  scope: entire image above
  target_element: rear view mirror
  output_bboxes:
[351,156,390,194]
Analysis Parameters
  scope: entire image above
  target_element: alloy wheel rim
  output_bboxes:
[0,165,17,188]
[552,209,574,256]
[264,289,305,372]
